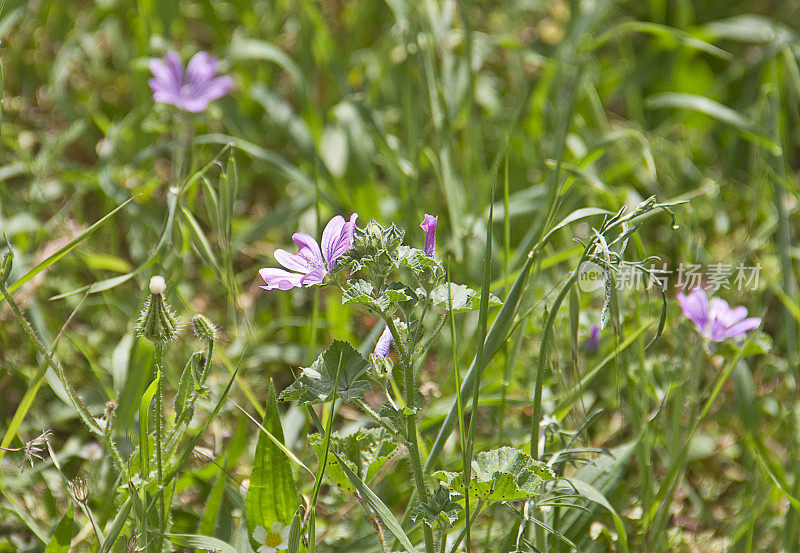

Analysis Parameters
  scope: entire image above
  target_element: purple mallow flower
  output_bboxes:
[372,325,394,359]
[677,287,761,342]
[259,214,358,290]
[585,325,600,352]
[420,214,438,258]
[149,51,233,112]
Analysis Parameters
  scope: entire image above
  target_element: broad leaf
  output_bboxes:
[246,381,299,549]
[410,485,463,526]
[280,340,371,404]
[44,505,74,553]
[342,279,376,305]
[309,427,398,494]
[434,447,554,502]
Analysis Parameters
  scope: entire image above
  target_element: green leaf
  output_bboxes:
[139,370,161,477]
[378,403,417,433]
[167,534,240,553]
[430,283,502,312]
[309,428,398,494]
[410,485,463,526]
[381,282,417,304]
[44,504,74,553]
[563,478,629,553]
[434,447,554,502]
[341,279,376,305]
[174,352,201,423]
[279,340,371,405]
[397,245,439,274]
[246,380,299,548]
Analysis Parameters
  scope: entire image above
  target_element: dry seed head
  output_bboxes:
[70,476,89,502]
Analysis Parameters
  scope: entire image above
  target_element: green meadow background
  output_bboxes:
[2,0,800,551]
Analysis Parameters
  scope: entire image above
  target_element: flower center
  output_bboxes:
[265,531,283,547]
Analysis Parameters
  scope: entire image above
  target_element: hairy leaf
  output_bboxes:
[280,340,371,404]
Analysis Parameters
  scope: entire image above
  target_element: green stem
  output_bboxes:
[382,314,434,553]
[153,345,166,553]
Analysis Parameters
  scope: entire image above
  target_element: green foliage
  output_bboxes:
[246,381,299,547]
[308,427,397,494]
[434,447,554,503]
[279,340,371,404]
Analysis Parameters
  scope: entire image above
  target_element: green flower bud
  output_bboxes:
[1,249,13,284]
[136,276,179,344]
[191,314,218,343]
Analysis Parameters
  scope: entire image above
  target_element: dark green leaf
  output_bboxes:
[279,340,371,404]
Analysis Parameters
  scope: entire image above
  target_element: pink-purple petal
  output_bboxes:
[274,249,312,273]
[300,267,326,286]
[259,268,304,290]
[186,51,217,87]
[164,51,184,88]
[321,215,346,268]
[677,288,708,330]
[722,317,761,339]
[292,233,323,263]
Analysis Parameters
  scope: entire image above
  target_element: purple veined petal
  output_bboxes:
[259,268,304,290]
[705,317,729,342]
[152,90,184,107]
[677,287,708,330]
[149,59,180,93]
[148,78,170,95]
[164,51,185,89]
[192,75,234,102]
[420,214,438,258]
[300,267,326,286]
[372,326,393,359]
[292,233,324,266]
[722,317,761,339]
[186,51,217,88]
[274,249,313,273]
[321,215,346,269]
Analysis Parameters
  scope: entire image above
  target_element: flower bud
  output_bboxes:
[136,275,179,344]
[1,249,13,284]
[191,314,218,343]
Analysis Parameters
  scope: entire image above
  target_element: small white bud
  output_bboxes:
[149,275,166,295]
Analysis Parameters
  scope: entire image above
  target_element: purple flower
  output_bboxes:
[677,287,761,342]
[372,325,394,359]
[259,214,358,291]
[420,214,438,258]
[149,51,233,112]
[585,325,600,352]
